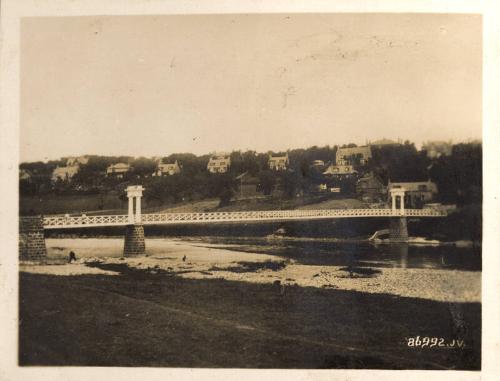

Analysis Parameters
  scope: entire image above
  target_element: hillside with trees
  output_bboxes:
[19,141,482,216]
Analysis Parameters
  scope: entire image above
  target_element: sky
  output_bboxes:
[20,13,482,162]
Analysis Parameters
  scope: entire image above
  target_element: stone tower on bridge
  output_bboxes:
[389,187,409,242]
[123,185,146,257]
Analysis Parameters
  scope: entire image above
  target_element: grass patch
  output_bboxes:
[209,260,287,273]
[19,271,481,369]
[337,266,382,278]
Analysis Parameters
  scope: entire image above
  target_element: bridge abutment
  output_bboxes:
[19,216,47,260]
[389,217,409,242]
[123,224,146,257]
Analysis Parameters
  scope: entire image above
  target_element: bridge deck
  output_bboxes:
[40,208,446,229]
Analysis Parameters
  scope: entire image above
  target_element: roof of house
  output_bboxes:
[336,146,372,159]
[323,164,357,175]
[269,153,288,160]
[235,172,248,180]
[208,156,230,165]
[311,160,325,165]
[235,172,259,184]
[209,152,230,159]
[52,166,80,177]
[108,163,130,169]
[388,180,438,193]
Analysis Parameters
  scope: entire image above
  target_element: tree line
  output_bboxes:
[19,142,482,207]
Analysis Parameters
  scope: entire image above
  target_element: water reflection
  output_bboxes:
[46,236,481,272]
[390,244,408,269]
[195,237,481,272]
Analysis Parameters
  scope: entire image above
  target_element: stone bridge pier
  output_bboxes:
[19,216,47,260]
[389,188,409,242]
[123,185,146,257]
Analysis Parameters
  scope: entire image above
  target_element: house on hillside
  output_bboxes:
[323,164,357,178]
[52,165,80,182]
[387,180,438,208]
[51,156,89,182]
[106,163,131,179]
[51,157,88,182]
[310,160,326,169]
[268,153,289,171]
[153,160,181,176]
[356,172,386,203]
[312,183,342,194]
[336,146,372,166]
[207,153,231,173]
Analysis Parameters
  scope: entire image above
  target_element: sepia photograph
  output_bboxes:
[1,1,499,379]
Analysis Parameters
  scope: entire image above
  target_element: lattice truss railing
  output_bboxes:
[141,208,444,223]
[42,214,129,229]
[38,208,446,229]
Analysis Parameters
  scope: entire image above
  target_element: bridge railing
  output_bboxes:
[405,208,447,216]
[141,208,446,224]
[141,208,393,224]
[37,207,446,229]
[43,214,129,229]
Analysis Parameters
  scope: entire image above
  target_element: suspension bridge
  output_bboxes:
[19,185,446,259]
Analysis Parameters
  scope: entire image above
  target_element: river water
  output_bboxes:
[182,236,481,271]
[45,236,481,272]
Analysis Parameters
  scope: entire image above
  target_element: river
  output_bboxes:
[45,236,481,272]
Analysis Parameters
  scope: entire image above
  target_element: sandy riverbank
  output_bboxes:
[20,238,481,303]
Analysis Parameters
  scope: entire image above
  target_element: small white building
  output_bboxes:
[153,160,181,176]
[207,153,231,173]
[51,156,89,182]
[323,164,357,176]
[52,165,80,181]
[387,180,438,208]
[268,153,289,171]
[310,160,325,169]
[106,163,131,178]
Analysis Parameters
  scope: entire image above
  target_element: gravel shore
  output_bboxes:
[20,238,481,303]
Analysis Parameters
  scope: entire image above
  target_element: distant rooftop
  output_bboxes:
[368,138,402,146]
